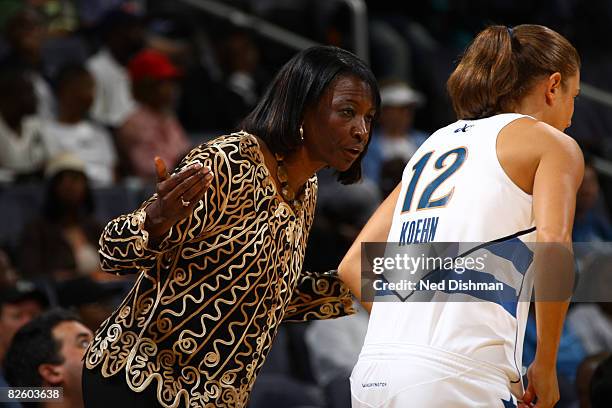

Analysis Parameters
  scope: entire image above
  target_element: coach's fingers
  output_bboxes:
[181,171,214,203]
[183,173,213,210]
[155,156,170,182]
[158,163,206,196]
[165,168,210,203]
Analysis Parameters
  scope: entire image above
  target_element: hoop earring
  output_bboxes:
[299,125,304,142]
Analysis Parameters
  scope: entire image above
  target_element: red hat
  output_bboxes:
[128,49,182,82]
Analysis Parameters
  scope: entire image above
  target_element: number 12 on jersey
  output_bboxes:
[401,147,467,213]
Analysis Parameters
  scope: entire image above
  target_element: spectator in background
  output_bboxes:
[0,280,49,399]
[573,161,612,243]
[42,64,117,187]
[568,251,612,357]
[18,154,103,281]
[568,302,612,356]
[0,250,18,288]
[2,7,55,119]
[379,157,409,198]
[178,26,269,133]
[576,353,610,408]
[37,0,79,35]
[0,281,49,363]
[362,80,428,184]
[590,355,612,408]
[86,8,145,127]
[55,277,126,331]
[305,303,369,408]
[215,29,269,128]
[117,49,190,179]
[77,0,128,29]
[4,308,93,408]
[0,68,46,181]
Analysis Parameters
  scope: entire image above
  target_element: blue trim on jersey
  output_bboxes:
[501,395,517,408]
[486,238,534,275]
[420,267,521,317]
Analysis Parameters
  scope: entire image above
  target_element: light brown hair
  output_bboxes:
[447,24,580,120]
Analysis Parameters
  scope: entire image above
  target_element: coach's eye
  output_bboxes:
[341,108,355,117]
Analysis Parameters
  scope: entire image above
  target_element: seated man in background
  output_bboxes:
[0,281,49,366]
[590,355,612,408]
[2,7,55,119]
[4,308,92,408]
[42,64,118,187]
[86,8,144,128]
[0,280,49,408]
[0,68,45,181]
[117,49,190,179]
[576,353,610,408]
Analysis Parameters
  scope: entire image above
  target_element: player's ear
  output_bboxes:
[544,72,562,105]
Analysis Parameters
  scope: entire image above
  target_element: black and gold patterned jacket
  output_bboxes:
[84,132,355,408]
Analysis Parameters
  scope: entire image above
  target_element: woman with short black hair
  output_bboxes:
[82,45,379,408]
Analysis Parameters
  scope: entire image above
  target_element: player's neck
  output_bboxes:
[513,95,546,123]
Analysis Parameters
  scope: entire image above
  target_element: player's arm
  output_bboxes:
[523,124,584,408]
[338,183,401,313]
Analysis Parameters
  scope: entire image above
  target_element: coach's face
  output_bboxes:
[302,75,376,172]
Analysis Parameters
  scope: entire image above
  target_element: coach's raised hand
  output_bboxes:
[144,156,214,246]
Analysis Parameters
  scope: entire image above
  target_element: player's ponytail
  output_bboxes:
[447,24,580,120]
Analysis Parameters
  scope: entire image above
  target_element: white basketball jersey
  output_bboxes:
[364,113,536,388]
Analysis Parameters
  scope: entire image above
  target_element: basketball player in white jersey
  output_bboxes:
[338,25,583,408]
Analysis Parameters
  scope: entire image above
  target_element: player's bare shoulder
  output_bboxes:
[505,118,580,158]
[498,117,584,193]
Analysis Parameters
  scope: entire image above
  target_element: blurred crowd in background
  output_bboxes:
[2,0,612,407]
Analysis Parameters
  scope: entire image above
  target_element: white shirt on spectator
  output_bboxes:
[0,115,46,175]
[42,120,117,186]
[30,73,56,119]
[568,304,612,355]
[379,135,420,162]
[87,48,135,127]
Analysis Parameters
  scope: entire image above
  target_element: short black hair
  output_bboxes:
[591,355,612,407]
[0,67,32,99]
[241,45,380,185]
[99,8,144,38]
[5,309,82,389]
[53,63,91,95]
[0,281,49,313]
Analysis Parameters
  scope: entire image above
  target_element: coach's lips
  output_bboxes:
[344,146,363,157]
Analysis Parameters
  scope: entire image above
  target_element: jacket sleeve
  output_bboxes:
[282,270,356,322]
[99,142,232,275]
